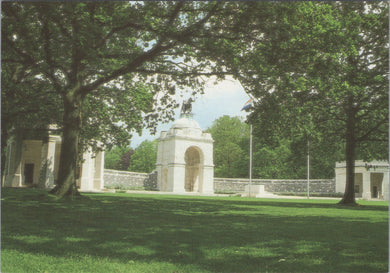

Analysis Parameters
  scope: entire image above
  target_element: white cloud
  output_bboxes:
[202,76,243,99]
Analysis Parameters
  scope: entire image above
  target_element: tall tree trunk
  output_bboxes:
[339,97,357,205]
[50,93,82,198]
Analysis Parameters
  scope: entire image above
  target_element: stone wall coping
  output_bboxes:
[214,178,334,182]
[104,169,148,176]
[104,169,334,183]
[335,160,389,168]
[158,135,214,143]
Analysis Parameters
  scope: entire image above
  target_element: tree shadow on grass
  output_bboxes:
[2,188,388,273]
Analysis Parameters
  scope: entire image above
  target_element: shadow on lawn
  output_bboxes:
[162,195,389,212]
[2,188,388,273]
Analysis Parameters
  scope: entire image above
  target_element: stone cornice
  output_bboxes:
[158,134,214,143]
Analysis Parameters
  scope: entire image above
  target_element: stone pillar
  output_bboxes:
[170,163,186,193]
[80,151,94,191]
[201,141,214,194]
[41,136,59,188]
[362,171,371,200]
[38,142,48,188]
[156,164,163,191]
[201,165,214,194]
[3,136,23,187]
[382,171,389,201]
[335,165,346,193]
[93,151,104,190]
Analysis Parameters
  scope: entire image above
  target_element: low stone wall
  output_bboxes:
[214,178,335,194]
[104,169,335,194]
[104,169,157,190]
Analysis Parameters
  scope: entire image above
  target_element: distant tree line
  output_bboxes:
[105,140,157,174]
[208,116,343,179]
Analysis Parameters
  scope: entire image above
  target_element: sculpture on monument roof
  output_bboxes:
[180,98,194,117]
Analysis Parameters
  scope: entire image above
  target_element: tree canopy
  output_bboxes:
[206,116,249,178]
[3,2,387,203]
[230,2,389,203]
[2,1,258,197]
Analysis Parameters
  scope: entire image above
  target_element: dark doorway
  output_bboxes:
[372,186,378,198]
[24,164,34,185]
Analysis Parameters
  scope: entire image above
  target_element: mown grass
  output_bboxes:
[1,188,388,273]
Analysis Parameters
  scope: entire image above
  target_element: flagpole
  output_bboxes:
[241,95,255,198]
[307,139,310,199]
[249,123,253,197]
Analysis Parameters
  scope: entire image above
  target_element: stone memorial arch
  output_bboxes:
[156,116,214,194]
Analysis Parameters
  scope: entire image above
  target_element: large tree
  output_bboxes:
[232,2,389,204]
[2,2,259,197]
[206,116,249,178]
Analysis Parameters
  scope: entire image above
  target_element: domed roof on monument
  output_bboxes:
[172,117,202,130]
[158,116,212,141]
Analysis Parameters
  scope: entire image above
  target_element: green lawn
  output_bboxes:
[1,188,388,273]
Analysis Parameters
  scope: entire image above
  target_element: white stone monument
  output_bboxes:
[335,160,389,200]
[156,100,214,194]
[2,133,104,191]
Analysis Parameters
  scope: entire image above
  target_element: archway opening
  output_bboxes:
[184,147,201,192]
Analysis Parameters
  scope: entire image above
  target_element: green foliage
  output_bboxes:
[206,115,342,179]
[2,1,254,149]
[218,2,388,200]
[3,2,270,196]
[2,188,388,273]
[104,146,133,171]
[206,115,341,179]
[251,135,344,180]
[0,3,310,191]
[1,45,62,175]
[253,139,293,179]
[128,140,157,173]
[81,81,157,150]
[206,116,249,178]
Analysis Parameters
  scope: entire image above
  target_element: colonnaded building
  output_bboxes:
[335,160,389,200]
[2,132,104,191]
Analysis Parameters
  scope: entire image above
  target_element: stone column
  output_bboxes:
[201,165,214,194]
[38,142,48,188]
[156,164,164,191]
[80,151,94,191]
[93,151,104,190]
[170,163,186,193]
[362,171,371,200]
[3,136,23,187]
[41,136,59,188]
[335,167,346,193]
[382,171,389,201]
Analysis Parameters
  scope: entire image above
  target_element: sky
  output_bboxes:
[130,76,251,148]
